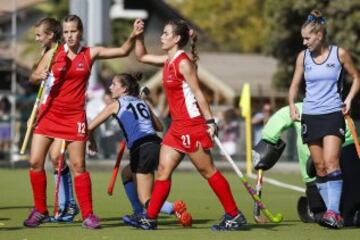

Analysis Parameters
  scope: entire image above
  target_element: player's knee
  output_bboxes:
[121,165,133,183]
[71,161,85,175]
[197,165,217,179]
[314,162,327,176]
[156,163,172,180]
[49,155,60,169]
[28,157,44,171]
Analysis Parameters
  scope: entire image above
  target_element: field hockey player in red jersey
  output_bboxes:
[23,15,144,229]
[133,20,247,231]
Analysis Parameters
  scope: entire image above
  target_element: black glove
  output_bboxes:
[206,118,218,138]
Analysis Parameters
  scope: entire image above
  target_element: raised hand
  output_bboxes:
[131,18,144,38]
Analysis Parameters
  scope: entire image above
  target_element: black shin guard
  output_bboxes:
[297,182,326,223]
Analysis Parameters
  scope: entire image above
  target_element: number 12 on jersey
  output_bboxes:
[77,122,86,134]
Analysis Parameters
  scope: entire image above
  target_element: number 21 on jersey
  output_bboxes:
[181,134,191,148]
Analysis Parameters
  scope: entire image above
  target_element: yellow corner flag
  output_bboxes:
[239,83,252,175]
[239,83,250,118]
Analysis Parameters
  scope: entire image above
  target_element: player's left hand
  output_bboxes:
[206,119,218,139]
[342,99,351,115]
[87,134,98,156]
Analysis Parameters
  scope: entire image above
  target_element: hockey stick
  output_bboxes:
[253,169,268,223]
[20,43,59,154]
[345,115,360,157]
[214,136,283,223]
[53,139,66,217]
[107,140,126,196]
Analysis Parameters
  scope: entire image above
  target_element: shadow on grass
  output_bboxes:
[0,206,33,210]
[0,227,24,231]
[247,223,294,230]
[162,218,213,226]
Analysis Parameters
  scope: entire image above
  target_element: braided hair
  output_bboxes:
[167,20,199,68]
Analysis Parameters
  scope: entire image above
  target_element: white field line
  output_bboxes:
[248,173,305,193]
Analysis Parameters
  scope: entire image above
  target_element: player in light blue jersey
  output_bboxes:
[289,9,360,229]
[87,73,191,227]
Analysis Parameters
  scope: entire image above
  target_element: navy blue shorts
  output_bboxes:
[129,135,161,174]
[301,111,345,144]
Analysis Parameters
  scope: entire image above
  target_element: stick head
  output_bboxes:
[254,215,268,224]
[272,213,284,223]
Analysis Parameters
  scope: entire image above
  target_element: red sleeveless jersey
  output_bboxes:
[162,50,205,126]
[34,44,92,141]
[161,51,213,153]
[46,44,92,109]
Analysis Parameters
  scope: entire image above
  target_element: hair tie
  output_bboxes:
[306,14,326,25]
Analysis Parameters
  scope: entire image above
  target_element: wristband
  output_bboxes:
[206,118,216,124]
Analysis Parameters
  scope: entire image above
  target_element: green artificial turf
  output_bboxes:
[0,168,358,240]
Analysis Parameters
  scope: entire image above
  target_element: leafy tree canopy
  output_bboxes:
[166,0,266,53]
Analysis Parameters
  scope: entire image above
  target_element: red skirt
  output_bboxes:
[162,120,213,153]
[33,104,88,141]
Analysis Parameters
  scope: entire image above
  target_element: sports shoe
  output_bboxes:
[179,211,192,227]
[173,200,187,217]
[211,212,247,231]
[173,200,192,227]
[23,208,51,228]
[122,213,141,227]
[137,214,157,230]
[52,204,80,223]
[82,214,101,229]
[320,210,344,229]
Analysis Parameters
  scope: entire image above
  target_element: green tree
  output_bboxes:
[22,0,69,58]
[166,0,266,53]
[35,0,69,20]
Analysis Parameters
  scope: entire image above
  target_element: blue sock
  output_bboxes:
[62,166,77,207]
[326,170,343,214]
[123,181,143,214]
[316,175,328,209]
[160,201,174,215]
[55,165,77,212]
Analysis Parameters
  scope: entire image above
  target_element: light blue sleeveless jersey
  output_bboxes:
[116,96,156,149]
[303,45,344,114]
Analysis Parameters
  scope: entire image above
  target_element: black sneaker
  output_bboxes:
[137,214,157,230]
[211,212,247,231]
[122,213,141,227]
[51,204,79,223]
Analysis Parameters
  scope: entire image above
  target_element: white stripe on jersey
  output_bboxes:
[41,72,55,104]
[182,80,200,118]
